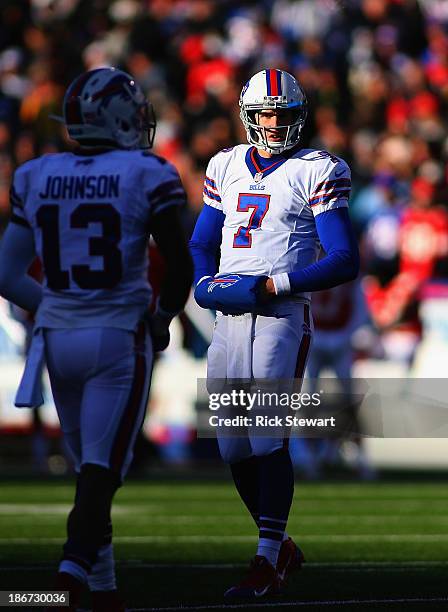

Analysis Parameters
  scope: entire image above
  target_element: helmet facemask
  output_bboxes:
[99,83,156,149]
[241,105,307,155]
[138,102,157,149]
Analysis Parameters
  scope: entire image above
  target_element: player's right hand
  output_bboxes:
[257,277,276,302]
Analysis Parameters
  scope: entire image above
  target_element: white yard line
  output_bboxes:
[6,514,448,526]
[1,561,446,572]
[2,534,448,545]
[0,504,163,515]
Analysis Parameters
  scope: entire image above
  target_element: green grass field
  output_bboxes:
[0,479,448,611]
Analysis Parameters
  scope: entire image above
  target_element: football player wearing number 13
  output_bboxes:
[0,67,192,611]
[190,69,360,599]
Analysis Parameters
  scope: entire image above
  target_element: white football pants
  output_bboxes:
[207,300,313,463]
[44,324,153,480]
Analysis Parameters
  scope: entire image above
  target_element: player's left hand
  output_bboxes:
[148,311,171,351]
[194,274,269,314]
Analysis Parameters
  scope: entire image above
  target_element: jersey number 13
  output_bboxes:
[36,203,122,290]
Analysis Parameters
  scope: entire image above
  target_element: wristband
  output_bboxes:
[271,273,291,296]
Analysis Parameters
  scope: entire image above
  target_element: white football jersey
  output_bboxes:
[203,144,350,301]
[11,150,185,330]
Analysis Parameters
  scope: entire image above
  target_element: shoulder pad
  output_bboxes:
[141,151,168,165]
[306,150,341,164]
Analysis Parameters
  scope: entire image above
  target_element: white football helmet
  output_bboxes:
[239,69,307,154]
[63,67,156,149]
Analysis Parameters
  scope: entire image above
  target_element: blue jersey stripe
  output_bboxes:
[10,186,23,209]
[312,178,350,195]
[205,176,216,188]
[152,188,186,207]
[10,213,30,228]
[203,187,221,202]
[309,190,351,207]
[149,178,183,203]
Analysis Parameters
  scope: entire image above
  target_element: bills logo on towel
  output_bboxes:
[207,275,242,293]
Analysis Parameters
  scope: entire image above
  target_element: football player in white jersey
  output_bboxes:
[190,69,359,599]
[0,67,192,611]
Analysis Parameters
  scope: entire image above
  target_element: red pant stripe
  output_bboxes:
[109,324,147,474]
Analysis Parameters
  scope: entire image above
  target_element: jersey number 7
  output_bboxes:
[233,193,270,248]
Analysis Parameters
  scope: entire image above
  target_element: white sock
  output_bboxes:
[88,544,116,592]
[59,560,88,584]
[282,531,289,542]
[257,538,282,567]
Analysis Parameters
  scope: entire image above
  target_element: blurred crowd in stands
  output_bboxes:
[1,0,448,370]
